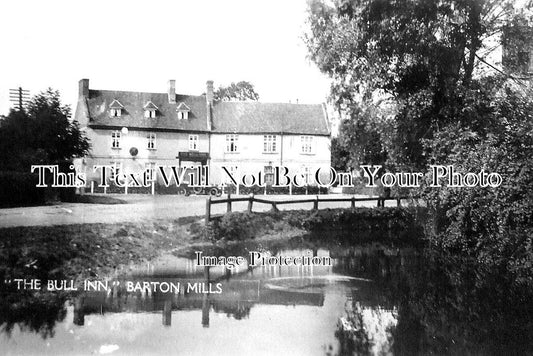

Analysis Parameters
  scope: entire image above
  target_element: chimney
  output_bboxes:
[206,80,214,106]
[206,80,214,130]
[79,79,89,98]
[168,80,176,104]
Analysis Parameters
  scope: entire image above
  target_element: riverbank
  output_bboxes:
[0,217,202,282]
[0,207,425,284]
[204,207,426,244]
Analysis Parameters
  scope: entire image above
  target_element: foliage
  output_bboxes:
[0,171,45,207]
[305,0,529,168]
[206,208,425,244]
[0,89,89,171]
[334,245,533,354]
[214,81,260,101]
[333,104,390,168]
[305,0,533,288]
[421,85,533,285]
[206,212,287,241]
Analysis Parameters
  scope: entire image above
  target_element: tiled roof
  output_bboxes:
[108,99,124,109]
[86,90,209,131]
[85,89,329,135]
[143,101,158,110]
[212,101,329,135]
[176,102,190,111]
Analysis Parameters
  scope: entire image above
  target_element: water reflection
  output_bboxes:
[2,238,533,355]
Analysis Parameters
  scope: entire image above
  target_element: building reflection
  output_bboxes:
[69,246,415,327]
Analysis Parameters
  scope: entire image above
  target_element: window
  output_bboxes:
[226,134,238,152]
[144,109,156,118]
[189,135,199,150]
[147,133,156,150]
[263,135,277,153]
[177,111,189,120]
[143,101,158,118]
[145,162,156,181]
[111,131,121,149]
[176,102,190,120]
[264,165,274,184]
[300,136,314,154]
[109,161,122,181]
[109,99,124,117]
[110,108,121,117]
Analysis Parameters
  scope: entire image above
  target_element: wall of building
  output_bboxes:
[209,133,331,185]
[80,127,209,183]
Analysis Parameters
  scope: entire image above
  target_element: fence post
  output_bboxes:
[397,198,401,207]
[248,193,254,213]
[271,202,279,212]
[351,196,355,209]
[227,193,232,212]
[313,195,319,210]
[205,196,211,225]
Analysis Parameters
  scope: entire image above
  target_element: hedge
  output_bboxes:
[0,171,45,207]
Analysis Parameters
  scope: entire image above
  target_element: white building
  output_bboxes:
[74,79,331,189]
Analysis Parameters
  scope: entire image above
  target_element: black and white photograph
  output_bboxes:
[1,0,533,355]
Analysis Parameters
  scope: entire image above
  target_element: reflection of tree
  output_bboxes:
[332,246,533,355]
[389,251,533,355]
[0,287,67,339]
[335,303,373,356]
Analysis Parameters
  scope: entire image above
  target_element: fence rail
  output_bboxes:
[205,193,415,224]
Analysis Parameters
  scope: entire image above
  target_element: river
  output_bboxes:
[1,235,532,355]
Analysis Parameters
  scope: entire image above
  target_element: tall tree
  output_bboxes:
[214,81,260,101]
[305,0,527,168]
[0,88,89,171]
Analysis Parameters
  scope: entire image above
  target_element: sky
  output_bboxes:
[0,0,331,116]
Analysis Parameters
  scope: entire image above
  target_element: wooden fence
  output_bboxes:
[205,193,413,224]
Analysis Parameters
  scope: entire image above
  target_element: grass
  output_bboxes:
[0,217,202,282]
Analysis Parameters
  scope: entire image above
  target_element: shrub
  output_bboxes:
[0,171,45,207]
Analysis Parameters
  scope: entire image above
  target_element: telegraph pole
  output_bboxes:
[9,87,30,111]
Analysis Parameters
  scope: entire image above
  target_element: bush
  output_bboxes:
[420,85,533,286]
[0,171,45,207]
[207,212,281,241]
[205,208,425,244]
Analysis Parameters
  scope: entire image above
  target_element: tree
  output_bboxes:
[306,0,533,287]
[214,81,260,101]
[0,88,90,171]
[305,0,528,168]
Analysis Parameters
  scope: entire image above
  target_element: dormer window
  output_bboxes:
[176,102,190,120]
[144,101,158,119]
[109,99,124,117]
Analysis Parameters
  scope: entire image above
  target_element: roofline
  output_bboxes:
[88,89,325,107]
[88,124,330,136]
[88,124,211,134]
[89,88,204,99]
